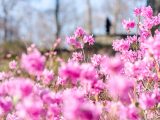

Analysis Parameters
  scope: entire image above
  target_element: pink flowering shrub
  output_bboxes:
[21,47,46,76]
[0,6,160,120]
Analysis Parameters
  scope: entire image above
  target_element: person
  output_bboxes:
[105,17,111,35]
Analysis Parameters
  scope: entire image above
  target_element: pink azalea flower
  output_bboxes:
[112,39,130,52]
[119,104,140,120]
[21,49,45,76]
[20,79,33,97]
[66,36,82,48]
[63,89,101,120]
[74,27,86,38]
[141,6,153,18]
[91,54,104,67]
[122,19,135,30]
[101,55,124,74]
[83,35,95,45]
[42,69,54,85]
[9,60,17,70]
[59,62,81,85]
[134,7,141,16]
[139,92,156,110]
[72,52,83,62]
[107,75,134,104]
[0,96,13,114]
[16,96,43,119]
[80,63,98,82]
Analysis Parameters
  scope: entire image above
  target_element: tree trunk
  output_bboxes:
[2,0,8,41]
[3,17,8,41]
[55,0,61,38]
[86,0,92,34]
[112,0,121,33]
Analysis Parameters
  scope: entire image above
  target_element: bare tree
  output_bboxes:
[0,0,20,41]
[86,0,93,34]
[55,0,61,38]
[55,0,81,37]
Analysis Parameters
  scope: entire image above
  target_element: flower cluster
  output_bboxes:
[67,27,95,48]
[0,6,160,120]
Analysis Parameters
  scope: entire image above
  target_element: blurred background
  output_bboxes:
[0,0,159,60]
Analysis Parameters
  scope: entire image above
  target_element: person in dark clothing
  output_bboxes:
[105,18,111,35]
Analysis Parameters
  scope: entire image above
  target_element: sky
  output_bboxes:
[31,0,55,10]
[30,0,146,10]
